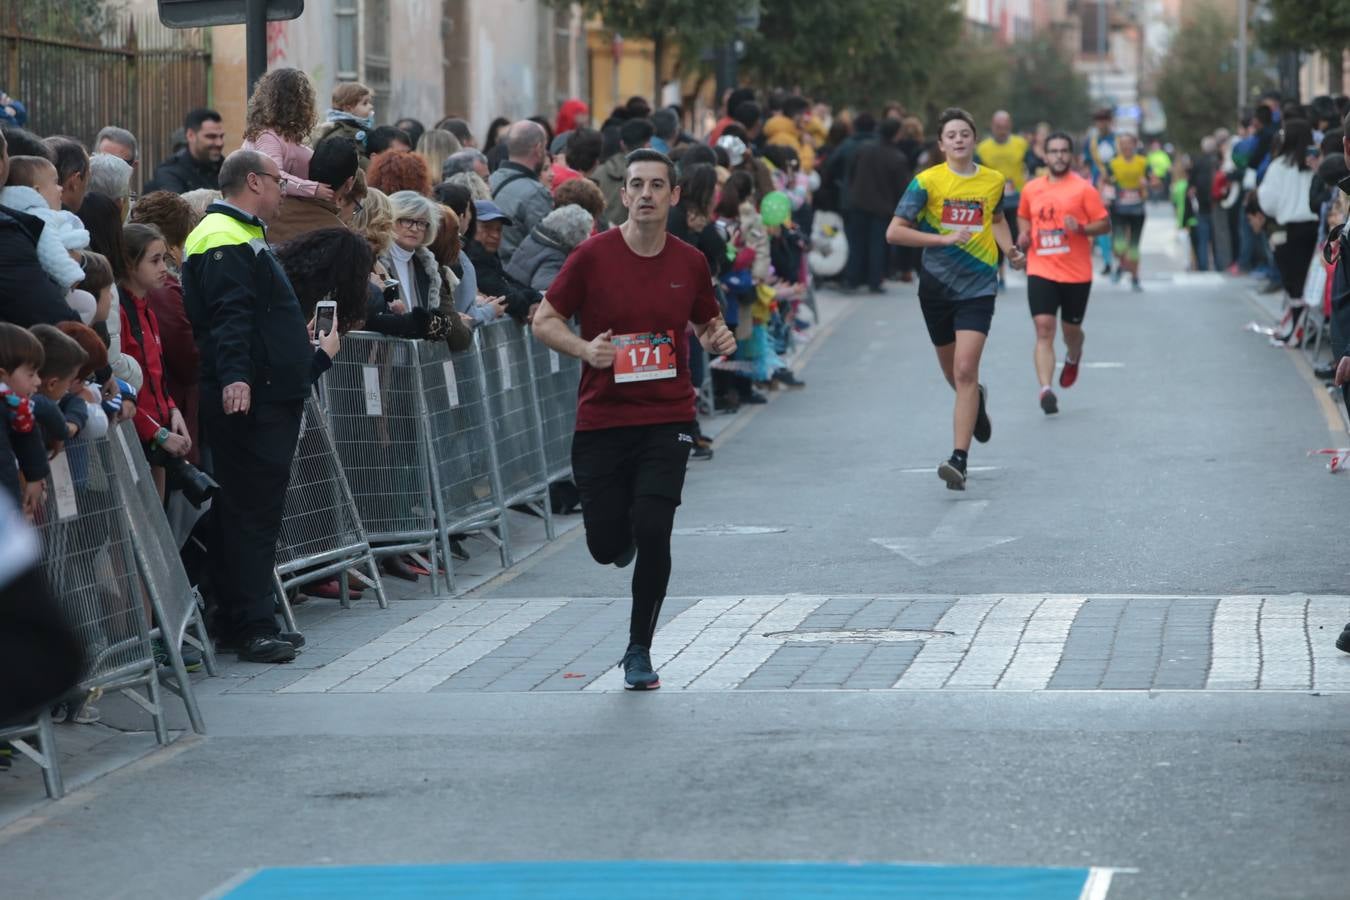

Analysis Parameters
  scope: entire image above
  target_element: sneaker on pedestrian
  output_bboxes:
[236,635,297,664]
[153,639,204,672]
[621,644,660,690]
[1110,267,1122,284]
[1131,277,1143,293]
[691,444,714,461]
[1060,357,1080,389]
[938,456,967,491]
[1039,387,1058,415]
[1337,623,1350,654]
[973,384,992,443]
[772,368,806,389]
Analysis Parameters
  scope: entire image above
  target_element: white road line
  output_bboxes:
[1079,867,1118,900]
[685,596,824,691]
[1206,597,1261,690]
[946,596,1041,689]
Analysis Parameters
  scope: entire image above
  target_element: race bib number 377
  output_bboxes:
[613,331,677,383]
[941,199,984,233]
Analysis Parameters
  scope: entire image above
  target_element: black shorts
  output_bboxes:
[1027,275,1092,325]
[918,293,996,346]
[1112,212,1145,257]
[571,421,695,527]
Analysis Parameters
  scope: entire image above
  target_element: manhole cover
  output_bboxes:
[673,525,787,536]
[765,628,954,643]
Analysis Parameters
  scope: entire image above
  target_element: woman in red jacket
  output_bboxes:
[119,223,191,497]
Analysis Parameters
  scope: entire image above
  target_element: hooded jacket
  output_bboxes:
[505,206,593,293]
[0,186,89,289]
[0,204,78,327]
[764,115,816,174]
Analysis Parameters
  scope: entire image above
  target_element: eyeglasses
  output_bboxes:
[351,199,364,215]
[396,217,431,231]
[254,171,292,191]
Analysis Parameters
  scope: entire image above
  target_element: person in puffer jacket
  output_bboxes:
[505,203,594,292]
[0,156,89,290]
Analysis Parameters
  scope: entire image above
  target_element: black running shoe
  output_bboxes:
[1337,623,1350,654]
[973,384,992,443]
[621,645,660,690]
[1040,389,1058,415]
[236,636,297,664]
[938,458,967,491]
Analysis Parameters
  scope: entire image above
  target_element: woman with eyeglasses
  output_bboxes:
[381,191,448,314]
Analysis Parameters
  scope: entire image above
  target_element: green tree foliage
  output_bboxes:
[552,0,736,83]
[1006,36,1092,130]
[1156,6,1238,151]
[1258,0,1350,90]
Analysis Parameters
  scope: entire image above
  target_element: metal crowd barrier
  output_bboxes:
[321,320,576,588]
[527,324,581,482]
[325,332,446,589]
[10,424,207,797]
[272,395,388,630]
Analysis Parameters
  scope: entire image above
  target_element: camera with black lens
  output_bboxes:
[147,447,219,508]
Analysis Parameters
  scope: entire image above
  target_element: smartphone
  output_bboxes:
[382,279,401,303]
[314,299,337,344]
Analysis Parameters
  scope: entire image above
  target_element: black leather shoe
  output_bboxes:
[278,631,306,649]
[237,636,297,663]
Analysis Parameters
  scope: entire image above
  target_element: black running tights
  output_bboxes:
[585,495,678,648]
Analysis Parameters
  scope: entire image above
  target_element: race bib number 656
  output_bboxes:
[941,199,984,234]
[613,331,677,383]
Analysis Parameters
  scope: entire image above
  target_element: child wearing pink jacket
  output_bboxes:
[240,67,335,202]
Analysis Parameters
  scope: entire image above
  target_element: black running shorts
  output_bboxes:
[1027,275,1092,325]
[919,294,996,346]
[571,421,695,527]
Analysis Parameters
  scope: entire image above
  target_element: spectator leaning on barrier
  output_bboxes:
[129,191,202,465]
[181,149,341,664]
[488,120,554,257]
[381,190,450,314]
[506,203,594,293]
[267,136,360,246]
[145,108,223,195]
[434,183,505,326]
[1257,118,1320,344]
[0,322,50,515]
[467,198,541,324]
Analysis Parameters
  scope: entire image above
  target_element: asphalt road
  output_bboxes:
[3,214,1348,899]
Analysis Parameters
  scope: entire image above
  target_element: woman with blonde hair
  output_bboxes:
[241,67,332,201]
[416,129,462,185]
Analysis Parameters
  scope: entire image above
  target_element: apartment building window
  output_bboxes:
[1080,2,1105,55]
[364,0,391,102]
[336,0,358,80]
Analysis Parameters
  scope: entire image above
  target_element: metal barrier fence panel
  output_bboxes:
[526,326,580,482]
[477,321,553,514]
[109,421,210,734]
[36,436,168,745]
[326,333,438,553]
[274,395,386,595]
[416,339,507,571]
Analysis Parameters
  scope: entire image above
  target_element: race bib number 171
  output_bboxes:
[941,199,984,234]
[613,331,677,383]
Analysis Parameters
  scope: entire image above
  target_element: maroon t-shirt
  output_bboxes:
[547,227,720,431]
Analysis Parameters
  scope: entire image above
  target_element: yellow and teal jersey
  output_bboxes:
[1108,154,1150,213]
[894,162,1006,300]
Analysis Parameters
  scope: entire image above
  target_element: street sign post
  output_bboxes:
[157,0,305,95]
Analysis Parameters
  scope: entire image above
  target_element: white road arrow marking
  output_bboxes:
[871,500,1017,567]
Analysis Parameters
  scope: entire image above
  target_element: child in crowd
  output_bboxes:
[55,322,110,443]
[242,67,332,201]
[0,323,49,517]
[0,156,89,291]
[312,82,376,163]
[30,324,89,449]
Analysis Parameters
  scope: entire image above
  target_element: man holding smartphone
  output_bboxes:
[182,150,340,664]
[531,148,736,690]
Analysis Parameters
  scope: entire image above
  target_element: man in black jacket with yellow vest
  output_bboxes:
[182,150,339,663]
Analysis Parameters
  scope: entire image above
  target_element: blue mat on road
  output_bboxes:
[217,861,1098,898]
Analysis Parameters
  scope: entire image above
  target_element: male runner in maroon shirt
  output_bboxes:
[532,148,737,689]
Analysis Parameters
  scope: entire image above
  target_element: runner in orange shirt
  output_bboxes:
[1016,131,1111,415]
